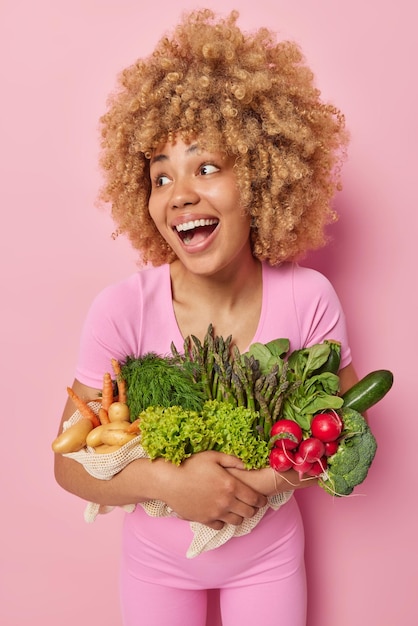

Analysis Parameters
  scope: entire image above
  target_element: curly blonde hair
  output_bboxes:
[99,8,348,266]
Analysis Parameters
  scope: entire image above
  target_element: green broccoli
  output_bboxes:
[319,408,377,496]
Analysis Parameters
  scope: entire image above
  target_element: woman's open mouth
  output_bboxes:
[174,218,219,246]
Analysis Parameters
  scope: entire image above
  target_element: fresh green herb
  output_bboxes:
[121,353,205,420]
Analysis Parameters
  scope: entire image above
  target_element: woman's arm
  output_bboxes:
[54,380,268,529]
[337,362,359,395]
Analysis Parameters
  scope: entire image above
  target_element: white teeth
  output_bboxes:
[175,219,218,232]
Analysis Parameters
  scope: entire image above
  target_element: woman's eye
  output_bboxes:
[199,164,219,175]
[154,174,170,187]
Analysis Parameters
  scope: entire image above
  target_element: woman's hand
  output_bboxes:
[154,451,268,530]
[226,465,317,498]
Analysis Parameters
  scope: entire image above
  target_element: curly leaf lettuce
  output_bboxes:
[139,401,269,469]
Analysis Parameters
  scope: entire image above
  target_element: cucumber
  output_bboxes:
[341,369,393,413]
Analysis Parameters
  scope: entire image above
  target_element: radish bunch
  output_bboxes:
[268,412,343,478]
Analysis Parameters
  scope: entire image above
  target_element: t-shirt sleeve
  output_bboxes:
[74,277,141,388]
[292,266,352,369]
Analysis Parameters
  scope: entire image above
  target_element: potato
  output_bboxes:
[108,401,130,422]
[93,444,122,454]
[103,420,133,432]
[100,429,137,447]
[85,425,107,448]
[52,418,93,454]
[85,421,133,447]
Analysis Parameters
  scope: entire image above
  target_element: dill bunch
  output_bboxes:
[121,353,205,420]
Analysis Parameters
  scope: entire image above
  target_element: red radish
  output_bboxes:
[324,440,339,457]
[270,419,303,450]
[307,457,328,477]
[298,437,326,463]
[269,446,294,472]
[292,450,313,476]
[311,412,342,443]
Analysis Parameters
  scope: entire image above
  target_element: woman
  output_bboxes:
[54,9,358,625]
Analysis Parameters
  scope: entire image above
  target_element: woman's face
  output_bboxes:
[148,137,253,277]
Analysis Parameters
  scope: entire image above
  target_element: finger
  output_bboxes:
[230,500,261,521]
[222,513,245,526]
[215,453,246,470]
[222,503,262,526]
[235,482,268,509]
[206,520,225,530]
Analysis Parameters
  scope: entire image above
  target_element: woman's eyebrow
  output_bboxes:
[150,143,200,165]
[186,143,199,154]
[150,153,167,165]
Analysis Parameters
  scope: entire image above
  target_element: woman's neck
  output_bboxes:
[170,257,263,351]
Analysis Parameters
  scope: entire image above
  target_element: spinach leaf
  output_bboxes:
[287,343,331,380]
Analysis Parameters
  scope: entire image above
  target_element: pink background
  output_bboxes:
[1,1,416,624]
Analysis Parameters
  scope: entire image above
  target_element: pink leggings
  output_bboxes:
[119,497,306,626]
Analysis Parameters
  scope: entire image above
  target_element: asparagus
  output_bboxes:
[171,325,290,442]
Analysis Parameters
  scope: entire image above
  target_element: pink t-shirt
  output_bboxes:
[75,262,351,388]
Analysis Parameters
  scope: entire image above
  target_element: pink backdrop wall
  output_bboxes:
[1,1,416,624]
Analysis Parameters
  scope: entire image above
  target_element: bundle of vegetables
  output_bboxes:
[119,326,393,497]
[251,340,394,495]
[52,326,393,498]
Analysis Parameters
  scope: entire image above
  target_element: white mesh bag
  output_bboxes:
[62,403,293,558]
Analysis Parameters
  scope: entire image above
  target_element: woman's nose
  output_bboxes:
[170,178,199,209]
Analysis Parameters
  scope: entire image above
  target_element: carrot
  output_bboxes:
[127,418,141,434]
[111,358,127,404]
[101,372,114,412]
[98,406,111,425]
[66,387,101,428]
